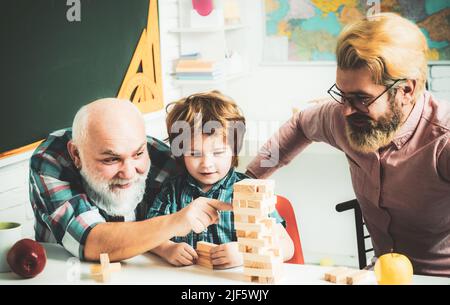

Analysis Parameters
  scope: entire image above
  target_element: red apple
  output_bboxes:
[7,239,47,278]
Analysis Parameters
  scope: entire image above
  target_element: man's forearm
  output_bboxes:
[84,214,182,262]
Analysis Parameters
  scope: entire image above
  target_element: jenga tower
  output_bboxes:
[233,179,283,283]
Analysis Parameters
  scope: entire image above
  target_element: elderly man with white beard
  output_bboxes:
[29,98,231,262]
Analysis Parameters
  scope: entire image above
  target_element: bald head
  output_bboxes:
[72,98,145,148]
[68,98,150,217]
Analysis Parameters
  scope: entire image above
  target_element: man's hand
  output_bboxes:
[159,242,198,267]
[210,242,243,269]
[175,197,233,236]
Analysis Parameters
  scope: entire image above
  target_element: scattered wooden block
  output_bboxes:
[90,253,121,283]
[346,270,369,285]
[90,262,121,274]
[324,267,349,283]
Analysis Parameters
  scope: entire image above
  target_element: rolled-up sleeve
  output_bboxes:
[30,155,105,260]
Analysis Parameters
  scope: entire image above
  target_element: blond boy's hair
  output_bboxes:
[165,90,246,167]
[336,13,428,100]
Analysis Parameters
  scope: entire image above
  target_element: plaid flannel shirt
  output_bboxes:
[29,128,179,259]
[147,168,285,248]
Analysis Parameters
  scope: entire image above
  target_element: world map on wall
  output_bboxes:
[264,0,450,61]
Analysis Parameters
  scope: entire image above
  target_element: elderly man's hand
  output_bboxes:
[175,197,232,236]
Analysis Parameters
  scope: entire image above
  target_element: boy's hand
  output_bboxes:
[210,242,243,269]
[161,242,198,266]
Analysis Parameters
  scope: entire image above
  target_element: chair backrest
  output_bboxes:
[275,195,304,264]
[335,199,374,269]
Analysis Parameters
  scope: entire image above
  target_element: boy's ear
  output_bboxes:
[67,140,82,169]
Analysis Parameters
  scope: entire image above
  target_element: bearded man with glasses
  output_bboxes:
[246,13,450,277]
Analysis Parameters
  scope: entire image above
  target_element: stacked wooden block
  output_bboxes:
[233,179,283,283]
[195,241,217,269]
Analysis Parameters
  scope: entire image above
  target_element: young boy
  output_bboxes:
[148,91,294,268]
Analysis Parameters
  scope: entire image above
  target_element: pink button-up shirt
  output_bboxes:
[247,91,450,276]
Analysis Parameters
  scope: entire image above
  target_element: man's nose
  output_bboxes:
[118,160,136,180]
[342,102,358,117]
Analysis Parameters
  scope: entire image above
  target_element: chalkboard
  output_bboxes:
[0,0,152,154]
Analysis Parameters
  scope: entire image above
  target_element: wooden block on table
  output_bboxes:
[196,241,217,253]
[324,267,355,283]
[346,270,369,285]
[90,262,121,274]
[100,253,110,268]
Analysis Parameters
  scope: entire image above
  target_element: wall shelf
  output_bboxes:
[169,23,246,33]
[172,72,247,86]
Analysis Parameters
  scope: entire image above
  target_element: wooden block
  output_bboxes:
[246,196,277,209]
[346,270,369,285]
[234,222,267,233]
[248,215,265,224]
[90,262,121,274]
[257,275,282,284]
[244,257,282,269]
[197,262,214,269]
[242,252,282,263]
[233,206,270,217]
[100,253,110,268]
[233,182,258,193]
[234,191,274,201]
[232,199,240,209]
[238,237,268,247]
[196,241,217,253]
[234,179,275,194]
[255,179,275,194]
[93,253,112,283]
[238,244,248,253]
[324,267,353,283]
[243,266,283,278]
[196,250,211,258]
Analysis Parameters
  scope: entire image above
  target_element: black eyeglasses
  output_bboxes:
[327,79,405,113]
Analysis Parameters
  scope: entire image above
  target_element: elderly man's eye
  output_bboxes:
[103,158,120,164]
[136,151,145,157]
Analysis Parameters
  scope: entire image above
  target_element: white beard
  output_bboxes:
[80,166,149,217]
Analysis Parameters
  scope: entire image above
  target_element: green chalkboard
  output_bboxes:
[0,0,152,153]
